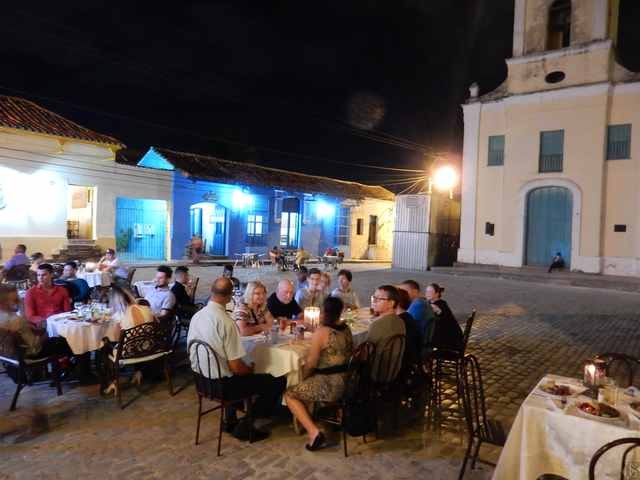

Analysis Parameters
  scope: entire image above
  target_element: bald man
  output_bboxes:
[267,279,302,324]
[187,277,286,442]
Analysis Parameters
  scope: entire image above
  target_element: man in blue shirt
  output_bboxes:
[1,244,29,281]
[399,280,434,344]
[57,261,91,304]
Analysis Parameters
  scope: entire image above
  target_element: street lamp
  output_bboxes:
[427,165,458,198]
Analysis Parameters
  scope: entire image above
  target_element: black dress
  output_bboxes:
[428,299,463,353]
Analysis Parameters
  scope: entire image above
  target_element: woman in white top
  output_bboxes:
[232,281,274,336]
[98,248,128,279]
[330,269,360,309]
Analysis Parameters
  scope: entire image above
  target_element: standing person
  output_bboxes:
[144,265,176,319]
[0,244,29,281]
[331,269,360,309]
[190,235,203,264]
[97,249,128,284]
[267,280,302,329]
[425,283,463,354]
[285,297,353,451]
[548,252,565,273]
[56,261,90,304]
[232,281,275,336]
[187,277,286,441]
[24,264,71,327]
[398,280,433,345]
[295,268,326,309]
[295,266,309,290]
[366,285,406,382]
[172,266,200,318]
[222,264,240,290]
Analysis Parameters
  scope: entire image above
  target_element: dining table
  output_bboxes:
[46,309,121,355]
[492,374,640,480]
[240,307,372,389]
[77,270,112,288]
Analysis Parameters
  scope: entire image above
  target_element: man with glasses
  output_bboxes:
[366,285,406,382]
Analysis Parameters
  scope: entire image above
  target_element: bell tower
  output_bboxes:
[505,0,623,96]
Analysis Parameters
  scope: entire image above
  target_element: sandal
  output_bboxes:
[305,432,326,451]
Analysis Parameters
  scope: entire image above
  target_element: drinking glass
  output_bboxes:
[602,378,618,405]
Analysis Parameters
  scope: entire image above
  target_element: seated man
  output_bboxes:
[0,284,73,360]
[294,268,326,309]
[188,277,286,441]
[295,266,308,290]
[97,248,128,284]
[171,266,200,318]
[267,279,302,328]
[24,264,72,327]
[331,269,360,309]
[144,265,176,319]
[1,244,29,281]
[55,261,90,304]
[366,285,406,383]
[398,280,433,345]
[548,252,565,273]
[222,264,240,290]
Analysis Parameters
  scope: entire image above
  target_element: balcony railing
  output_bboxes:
[539,154,563,172]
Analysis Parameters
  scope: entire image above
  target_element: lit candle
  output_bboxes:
[304,307,320,331]
[584,363,596,386]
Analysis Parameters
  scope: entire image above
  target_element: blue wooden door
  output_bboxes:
[210,204,226,256]
[115,197,167,262]
[525,187,572,267]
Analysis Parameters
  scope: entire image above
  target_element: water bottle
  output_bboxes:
[271,323,280,344]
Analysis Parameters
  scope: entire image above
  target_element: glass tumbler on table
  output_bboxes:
[602,378,619,405]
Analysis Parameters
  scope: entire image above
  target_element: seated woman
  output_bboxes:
[232,281,274,336]
[425,283,463,354]
[284,296,353,451]
[110,285,155,330]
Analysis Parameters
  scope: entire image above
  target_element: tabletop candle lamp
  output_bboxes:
[304,307,320,331]
[583,358,607,397]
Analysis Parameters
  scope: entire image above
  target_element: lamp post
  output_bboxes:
[428,165,458,199]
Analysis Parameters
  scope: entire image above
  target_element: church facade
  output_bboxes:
[458,0,640,276]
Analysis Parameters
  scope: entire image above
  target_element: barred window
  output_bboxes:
[488,135,505,166]
[607,124,631,160]
[539,130,564,172]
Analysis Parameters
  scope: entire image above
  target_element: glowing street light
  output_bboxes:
[427,165,458,199]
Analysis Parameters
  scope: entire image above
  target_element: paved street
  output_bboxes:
[2,264,640,479]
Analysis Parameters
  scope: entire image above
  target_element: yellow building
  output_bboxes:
[458,0,640,275]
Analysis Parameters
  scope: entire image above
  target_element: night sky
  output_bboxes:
[1,1,638,190]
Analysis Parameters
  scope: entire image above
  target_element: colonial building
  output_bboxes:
[458,0,640,275]
[120,147,395,261]
[0,96,172,264]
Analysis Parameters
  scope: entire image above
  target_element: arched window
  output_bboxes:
[547,0,571,50]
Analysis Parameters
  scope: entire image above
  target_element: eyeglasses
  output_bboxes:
[371,296,391,302]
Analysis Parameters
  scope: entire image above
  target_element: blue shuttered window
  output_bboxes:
[335,207,350,245]
[607,124,631,160]
[488,135,505,166]
[539,130,564,172]
[246,196,269,246]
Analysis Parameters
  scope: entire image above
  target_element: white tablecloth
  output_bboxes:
[241,308,371,388]
[493,374,640,480]
[78,271,112,288]
[46,312,121,355]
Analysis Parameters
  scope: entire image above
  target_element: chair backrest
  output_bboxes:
[190,277,200,304]
[459,354,491,442]
[372,334,405,386]
[114,321,170,362]
[344,341,376,402]
[595,352,638,388]
[126,267,137,285]
[188,339,224,400]
[588,437,640,480]
[0,329,22,365]
[462,309,477,354]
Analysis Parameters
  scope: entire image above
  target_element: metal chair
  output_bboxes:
[125,267,137,289]
[103,321,174,409]
[0,329,63,411]
[589,437,640,479]
[314,341,376,457]
[594,352,639,388]
[458,354,506,480]
[189,277,200,304]
[188,340,254,455]
[371,334,406,431]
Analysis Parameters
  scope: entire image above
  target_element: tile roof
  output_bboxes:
[118,147,395,202]
[0,95,124,147]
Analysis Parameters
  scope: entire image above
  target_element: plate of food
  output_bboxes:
[627,402,640,419]
[538,380,584,399]
[576,400,622,423]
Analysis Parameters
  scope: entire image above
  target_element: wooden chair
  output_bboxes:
[371,334,406,432]
[189,277,200,304]
[458,354,506,480]
[0,329,63,411]
[188,340,254,455]
[314,341,376,457]
[103,321,174,409]
[589,437,640,479]
[594,352,639,388]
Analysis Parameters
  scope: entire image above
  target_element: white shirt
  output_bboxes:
[101,257,128,278]
[144,286,176,316]
[187,301,246,379]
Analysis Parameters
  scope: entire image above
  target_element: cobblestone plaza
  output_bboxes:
[2,264,640,479]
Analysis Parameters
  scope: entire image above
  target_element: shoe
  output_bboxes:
[305,432,327,451]
[232,424,270,442]
[130,370,143,386]
[102,382,118,396]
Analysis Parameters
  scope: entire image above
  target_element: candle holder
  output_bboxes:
[583,358,607,399]
[304,307,320,331]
